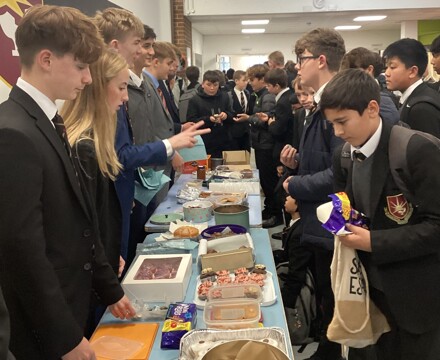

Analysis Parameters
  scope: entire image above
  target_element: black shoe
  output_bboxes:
[262,216,283,229]
[271,231,283,240]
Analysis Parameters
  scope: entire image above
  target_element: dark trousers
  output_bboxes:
[349,288,440,360]
[255,148,281,218]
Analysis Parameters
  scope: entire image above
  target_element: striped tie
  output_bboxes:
[51,113,72,157]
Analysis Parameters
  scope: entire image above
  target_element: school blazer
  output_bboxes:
[333,122,440,334]
[400,82,440,138]
[0,87,123,359]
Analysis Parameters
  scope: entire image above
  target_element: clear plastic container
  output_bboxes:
[203,284,262,329]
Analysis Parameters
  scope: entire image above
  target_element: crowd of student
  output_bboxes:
[0,4,440,360]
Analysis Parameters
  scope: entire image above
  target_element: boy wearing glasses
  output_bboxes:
[281,28,346,360]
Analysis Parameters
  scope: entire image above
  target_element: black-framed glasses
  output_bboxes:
[297,55,319,67]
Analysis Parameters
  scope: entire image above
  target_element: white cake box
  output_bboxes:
[122,254,192,302]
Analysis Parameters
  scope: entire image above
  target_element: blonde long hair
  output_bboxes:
[62,49,126,180]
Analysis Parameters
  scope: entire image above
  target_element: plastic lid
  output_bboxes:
[150,213,183,225]
[91,335,143,359]
[207,284,262,303]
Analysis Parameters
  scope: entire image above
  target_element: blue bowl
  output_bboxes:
[201,224,247,239]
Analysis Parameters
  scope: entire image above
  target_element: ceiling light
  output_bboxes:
[242,28,266,34]
[335,25,362,30]
[354,15,387,22]
[241,20,269,25]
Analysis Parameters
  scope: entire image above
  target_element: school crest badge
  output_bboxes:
[0,0,42,94]
[384,193,413,224]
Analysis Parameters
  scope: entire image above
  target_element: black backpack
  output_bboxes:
[276,262,318,351]
[340,125,440,205]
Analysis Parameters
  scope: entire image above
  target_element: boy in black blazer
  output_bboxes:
[229,70,251,151]
[257,68,294,163]
[383,38,440,137]
[0,6,135,359]
[322,68,440,360]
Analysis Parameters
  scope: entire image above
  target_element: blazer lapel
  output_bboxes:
[369,123,392,220]
[11,87,91,220]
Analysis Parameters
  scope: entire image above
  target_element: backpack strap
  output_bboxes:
[388,126,415,205]
[407,95,440,112]
[340,142,352,176]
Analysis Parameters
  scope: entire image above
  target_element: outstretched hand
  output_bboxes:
[233,113,249,122]
[109,295,136,320]
[168,121,211,151]
[280,144,298,169]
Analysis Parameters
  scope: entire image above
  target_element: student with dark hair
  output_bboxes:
[340,47,400,124]
[179,66,201,122]
[186,70,234,157]
[259,68,294,167]
[235,64,277,227]
[225,68,236,91]
[429,34,440,92]
[285,59,298,91]
[186,66,200,90]
[383,38,440,137]
[281,28,346,360]
[323,68,440,360]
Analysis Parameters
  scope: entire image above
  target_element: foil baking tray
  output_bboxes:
[179,327,290,359]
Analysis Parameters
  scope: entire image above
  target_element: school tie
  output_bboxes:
[240,91,246,113]
[157,87,169,114]
[51,113,72,157]
[353,150,366,162]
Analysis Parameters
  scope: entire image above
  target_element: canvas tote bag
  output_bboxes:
[327,236,391,348]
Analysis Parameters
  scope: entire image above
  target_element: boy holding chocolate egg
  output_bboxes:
[322,68,440,360]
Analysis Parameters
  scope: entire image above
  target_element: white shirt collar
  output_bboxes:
[234,87,244,96]
[129,70,143,87]
[16,77,58,121]
[350,119,382,160]
[399,79,423,106]
[289,217,301,227]
[275,87,290,103]
[313,81,329,105]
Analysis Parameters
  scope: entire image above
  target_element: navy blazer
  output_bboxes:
[333,122,440,334]
[114,106,167,259]
[287,106,344,250]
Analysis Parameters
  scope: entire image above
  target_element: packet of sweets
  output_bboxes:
[161,303,197,349]
[317,192,369,235]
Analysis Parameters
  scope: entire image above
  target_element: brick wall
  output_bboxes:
[171,0,192,65]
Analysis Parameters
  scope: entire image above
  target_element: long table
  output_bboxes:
[144,174,262,232]
[98,228,294,359]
